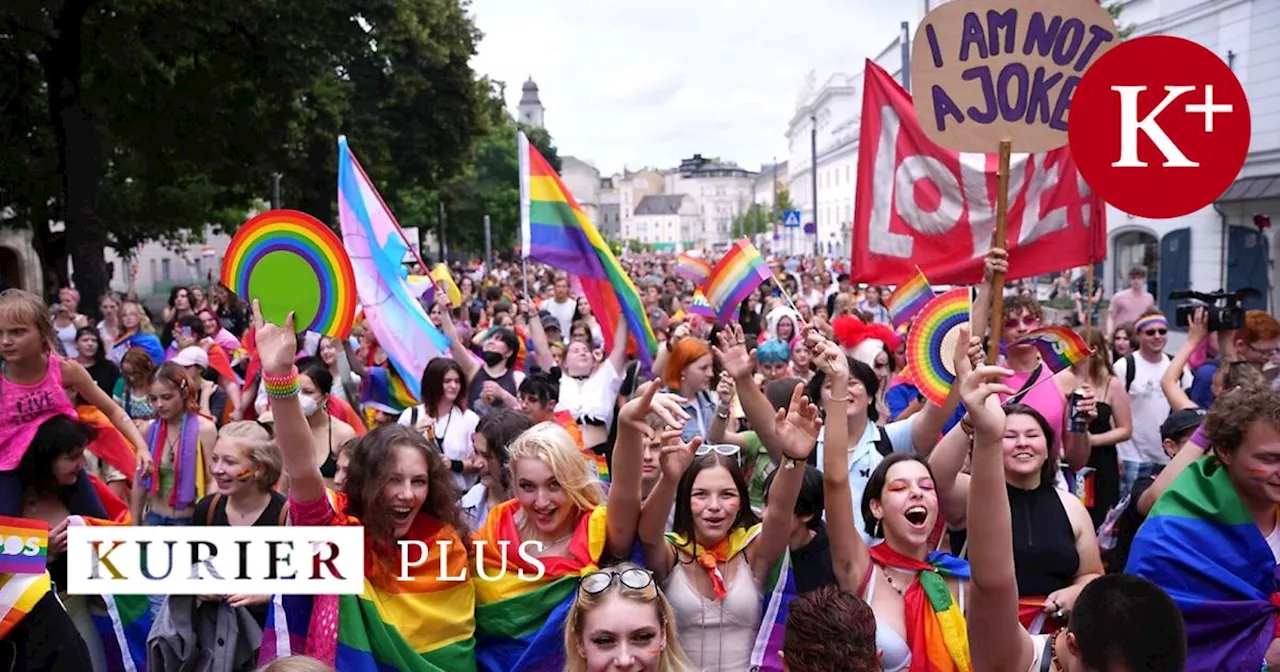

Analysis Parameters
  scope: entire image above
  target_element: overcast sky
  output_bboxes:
[468,0,911,176]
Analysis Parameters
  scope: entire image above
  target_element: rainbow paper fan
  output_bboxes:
[906,288,970,406]
[221,210,357,338]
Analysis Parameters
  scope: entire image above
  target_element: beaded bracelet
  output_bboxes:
[262,368,300,399]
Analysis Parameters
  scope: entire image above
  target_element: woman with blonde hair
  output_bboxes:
[564,563,698,672]
[110,301,164,364]
[1074,326,1133,527]
[474,386,656,671]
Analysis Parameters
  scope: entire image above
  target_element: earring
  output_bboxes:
[874,518,882,538]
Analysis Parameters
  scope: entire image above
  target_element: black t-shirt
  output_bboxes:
[192,491,288,527]
[791,522,838,594]
[84,359,120,397]
[1109,469,1163,574]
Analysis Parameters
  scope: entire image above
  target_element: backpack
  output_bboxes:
[1122,353,1175,392]
[205,493,290,526]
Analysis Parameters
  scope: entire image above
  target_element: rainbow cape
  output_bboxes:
[704,238,772,323]
[1011,326,1091,374]
[868,543,971,672]
[749,548,799,672]
[73,476,153,672]
[110,330,165,364]
[1126,456,1279,671]
[77,404,138,482]
[474,499,609,672]
[260,492,476,671]
[519,132,657,371]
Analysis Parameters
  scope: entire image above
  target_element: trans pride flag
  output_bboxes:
[1126,456,1280,671]
[338,135,450,406]
[474,499,609,672]
[519,132,656,370]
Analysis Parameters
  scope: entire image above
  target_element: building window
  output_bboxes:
[1112,230,1158,296]
[161,259,171,282]
[149,259,157,285]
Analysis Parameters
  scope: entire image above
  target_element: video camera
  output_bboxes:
[1169,288,1261,332]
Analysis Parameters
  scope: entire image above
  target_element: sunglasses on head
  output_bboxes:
[580,568,654,595]
[695,443,741,458]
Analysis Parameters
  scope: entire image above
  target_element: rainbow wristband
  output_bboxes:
[262,369,300,399]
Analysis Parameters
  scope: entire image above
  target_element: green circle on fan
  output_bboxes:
[249,251,322,333]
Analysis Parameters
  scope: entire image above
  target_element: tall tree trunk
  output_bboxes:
[39,0,107,320]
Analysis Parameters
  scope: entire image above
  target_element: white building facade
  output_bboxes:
[560,156,602,226]
[663,155,757,251]
[627,194,700,250]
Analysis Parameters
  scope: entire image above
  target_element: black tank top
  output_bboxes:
[1009,484,1079,597]
[468,366,518,416]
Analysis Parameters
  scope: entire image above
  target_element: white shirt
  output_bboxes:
[545,297,577,334]
[815,416,918,544]
[1113,353,1191,465]
[556,361,625,431]
[1266,517,1280,564]
[397,405,481,491]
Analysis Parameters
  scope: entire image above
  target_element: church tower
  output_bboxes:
[518,77,545,128]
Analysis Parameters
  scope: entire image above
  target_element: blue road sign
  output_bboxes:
[783,210,801,228]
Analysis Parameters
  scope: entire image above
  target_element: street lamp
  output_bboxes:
[810,114,820,259]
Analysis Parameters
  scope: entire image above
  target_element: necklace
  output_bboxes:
[882,567,914,596]
[1050,628,1064,671]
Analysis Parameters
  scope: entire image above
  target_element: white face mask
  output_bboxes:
[300,395,321,417]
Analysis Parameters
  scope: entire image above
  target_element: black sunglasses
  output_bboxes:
[1143,329,1168,336]
[580,568,654,595]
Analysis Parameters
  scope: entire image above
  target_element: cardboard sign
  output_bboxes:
[911,0,1119,153]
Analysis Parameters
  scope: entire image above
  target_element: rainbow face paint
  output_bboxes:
[235,468,254,482]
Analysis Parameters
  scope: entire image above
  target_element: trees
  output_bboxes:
[1,0,492,314]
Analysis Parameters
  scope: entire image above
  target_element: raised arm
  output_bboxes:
[62,360,153,473]
[707,374,749,447]
[746,383,821,584]
[715,323,782,452]
[607,317,629,371]
[518,299,555,371]
[928,425,973,529]
[251,300,325,504]
[434,292,480,383]
[970,247,1008,342]
[638,428,697,581]
[953,330,1032,672]
[1164,308,1208,411]
[608,382,689,560]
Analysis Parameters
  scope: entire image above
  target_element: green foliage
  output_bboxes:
[1107,2,1135,40]
[0,0,493,310]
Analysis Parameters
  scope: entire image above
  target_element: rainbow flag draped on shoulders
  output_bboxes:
[868,543,971,672]
[72,475,153,672]
[1126,456,1280,671]
[111,330,164,365]
[260,490,476,672]
[519,132,656,371]
[474,498,609,672]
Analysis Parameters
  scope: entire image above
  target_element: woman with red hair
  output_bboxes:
[663,335,718,443]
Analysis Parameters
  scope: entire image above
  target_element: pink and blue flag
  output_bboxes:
[338,136,449,403]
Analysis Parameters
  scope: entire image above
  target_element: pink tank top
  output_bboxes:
[1001,364,1068,451]
[0,351,78,470]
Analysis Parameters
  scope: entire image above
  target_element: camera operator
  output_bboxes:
[1186,309,1280,408]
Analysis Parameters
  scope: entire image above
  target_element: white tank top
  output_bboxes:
[663,554,762,672]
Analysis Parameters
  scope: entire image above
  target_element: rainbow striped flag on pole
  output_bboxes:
[886,268,933,328]
[673,252,713,286]
[519,132,656,370]
[704,238,773,323]
[1011,326,1092,374]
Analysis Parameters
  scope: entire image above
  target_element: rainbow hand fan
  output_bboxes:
[906,288,970,406]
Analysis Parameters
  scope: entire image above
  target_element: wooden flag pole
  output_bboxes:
[1085,264,1096,328]
[985,139,1013,365]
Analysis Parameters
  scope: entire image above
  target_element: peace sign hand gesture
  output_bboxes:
[251,299,297,376]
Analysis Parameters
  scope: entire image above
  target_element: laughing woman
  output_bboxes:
[471,409,648,672]
[251,304,477,671]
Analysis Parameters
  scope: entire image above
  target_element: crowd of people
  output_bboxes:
[3,247,1279,672]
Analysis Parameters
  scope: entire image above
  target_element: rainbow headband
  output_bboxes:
[221,209,358,338]
[1134,314,1168,333]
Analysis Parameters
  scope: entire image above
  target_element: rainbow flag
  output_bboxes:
[0,570,51,641]
[704,238,773,323]
[474,499,608,672]
[519,132,657,371]
[1127,456,1278,671]
[1012,326,1091,374]
[868,543,971,672]
[689,289,717,319]
[673,252,713,286]
[0,517,48,575]
[361,363,418,416]
[72,477,153,672]
[749,549,799,672]
[887,268,933,328]
[110,330,165,364]
[261,493,476,671]
[77,404,138,482]
[338,136,449,405]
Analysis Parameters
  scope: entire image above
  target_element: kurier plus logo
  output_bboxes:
[1068,35,1252,219]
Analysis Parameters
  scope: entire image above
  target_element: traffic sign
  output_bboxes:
[783,210,801,228]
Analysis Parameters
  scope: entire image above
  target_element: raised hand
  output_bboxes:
[619,380,691,431]
[953,327,1015,436]
[713,323,754,379]
[659,429,698,483]
[807,333,846,377]
[983,247,1009,281]
[715,372,736,404]
[251,299,297,375]
[774,383,822,460]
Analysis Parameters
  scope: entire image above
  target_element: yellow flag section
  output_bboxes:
[473,498,608,672]
[0,571,50,641]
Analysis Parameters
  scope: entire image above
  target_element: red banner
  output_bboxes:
[851,61,1107,286]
